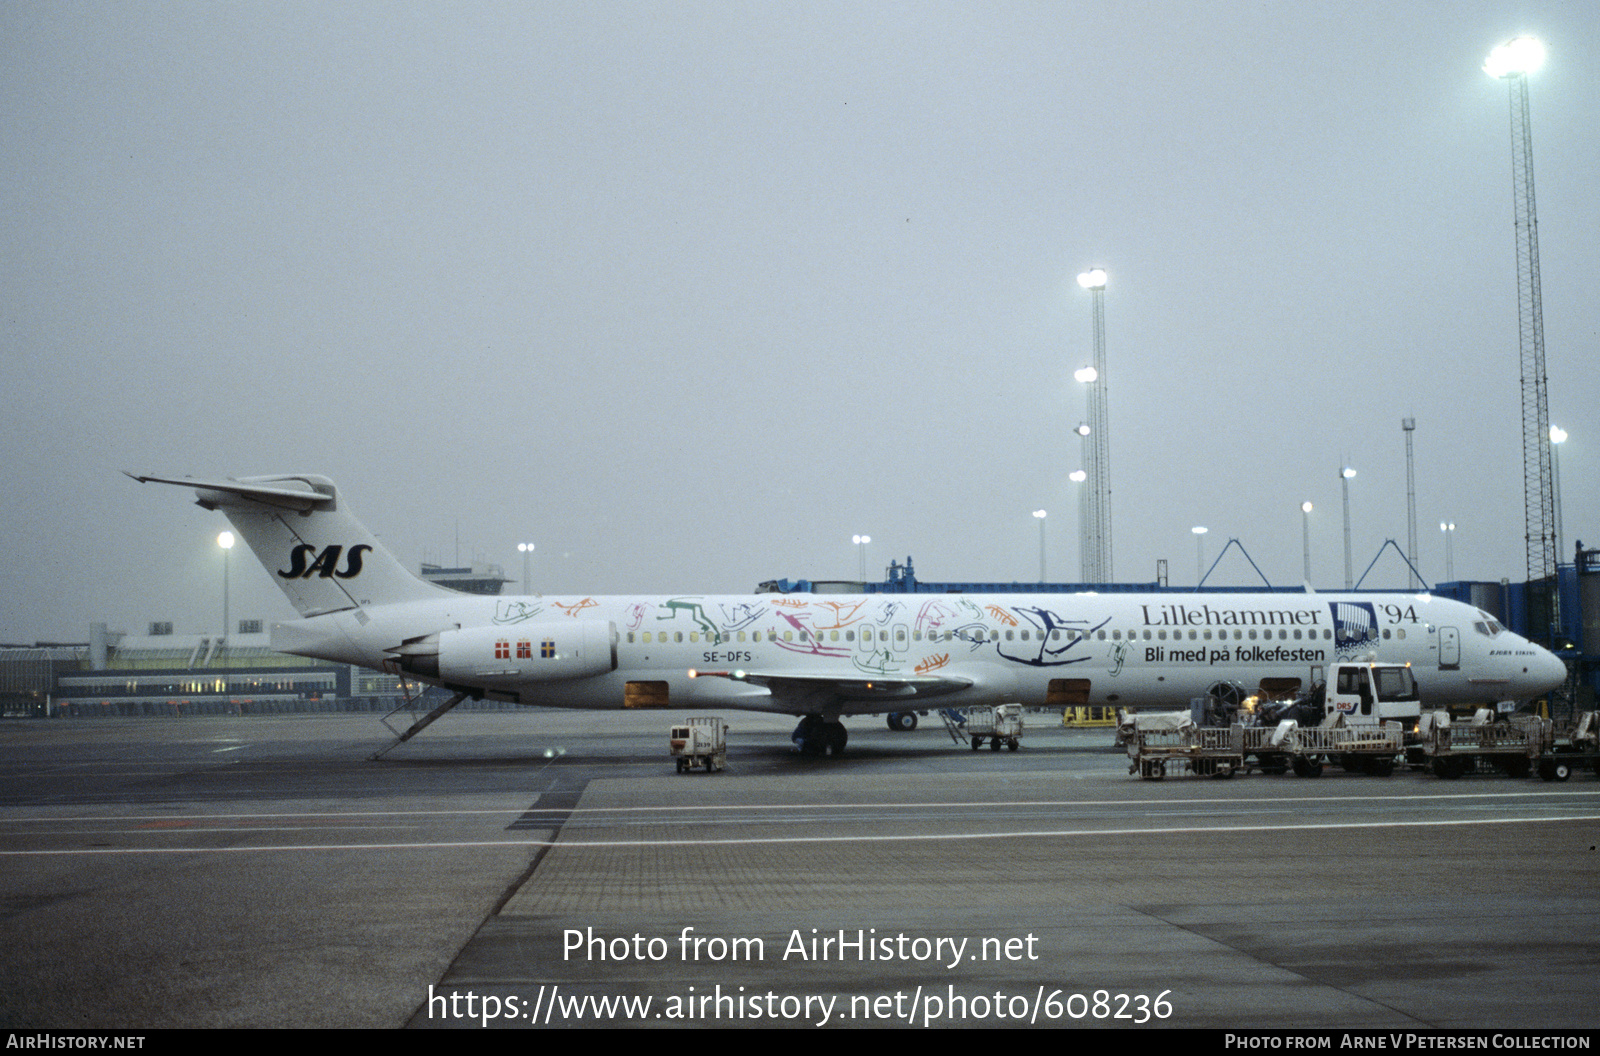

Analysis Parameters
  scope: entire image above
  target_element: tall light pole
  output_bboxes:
[1192,525,1208,585]
[1485,37,1557,600]
[1032,510,1047,582]
[1440,522,1457,582]
[1076,268,1111,583]
[1403,417,1419,588]
[1072,424,1091,582]
[1550,425,1567,565]
[1069,469,1088,582]
[1340,466,1357,589]
[517,542,535,594]
[853,534,871,582]
[217,531,234,645]
[1301,502,1314,584]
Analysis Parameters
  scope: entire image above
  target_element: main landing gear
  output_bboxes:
[792,714,848,756]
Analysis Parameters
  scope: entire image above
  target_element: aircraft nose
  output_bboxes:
[1529,646,1568,695]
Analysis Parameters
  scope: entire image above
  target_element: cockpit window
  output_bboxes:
[1474,610,1505,636]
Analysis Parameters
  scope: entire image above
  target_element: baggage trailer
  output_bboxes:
[1408,709,1549,779]
[965,703,1023,751]
[669,716,728,773]
[1533,710,1600,782]
[1125,714,1403,780]
[1125,717,1243,779]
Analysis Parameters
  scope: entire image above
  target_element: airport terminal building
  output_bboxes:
[0,562,512,718]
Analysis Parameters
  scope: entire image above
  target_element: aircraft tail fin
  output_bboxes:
[127,472,450,617]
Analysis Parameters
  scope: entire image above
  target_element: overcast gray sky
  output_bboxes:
[3,1,1596,643]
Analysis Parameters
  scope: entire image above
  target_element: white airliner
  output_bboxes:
[130,473,1568,755]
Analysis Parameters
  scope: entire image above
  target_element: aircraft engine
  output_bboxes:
[395,621,618,685]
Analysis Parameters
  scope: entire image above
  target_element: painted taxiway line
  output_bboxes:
[2,811,1597,855]
[2,787,1595,825]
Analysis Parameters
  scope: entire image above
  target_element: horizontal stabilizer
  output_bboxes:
[123,472,333,512]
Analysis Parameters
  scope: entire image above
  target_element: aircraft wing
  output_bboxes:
[689,667,972,713]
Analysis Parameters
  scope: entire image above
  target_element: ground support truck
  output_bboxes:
[1407,710,1549,779]
[669,716,728,773]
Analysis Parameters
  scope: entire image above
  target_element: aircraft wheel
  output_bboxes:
[793,714,828,756]
[887,712,918,732]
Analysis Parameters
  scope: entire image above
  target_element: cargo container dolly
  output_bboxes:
[669,716,728,773]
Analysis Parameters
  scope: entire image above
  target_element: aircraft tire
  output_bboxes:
[887,712,917,732]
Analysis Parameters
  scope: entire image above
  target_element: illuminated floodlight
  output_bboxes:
[1550,425,1567,444]
[1077,268,1108,290]
[1074,366,1098,384]
[1484,37,1545,79]
[1341,466,1357,480]
[1075,423,1091,436]
[1301,501,1313,514]
[217,531,235,549]
[1069,470,1087,483]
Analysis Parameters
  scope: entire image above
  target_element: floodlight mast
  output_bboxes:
[1076,268,1111,582]
[1485,37,1557,604]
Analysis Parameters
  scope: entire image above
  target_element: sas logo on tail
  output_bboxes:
[278,544,372,580]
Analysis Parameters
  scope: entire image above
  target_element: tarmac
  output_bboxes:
[2,708,1598,1030]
